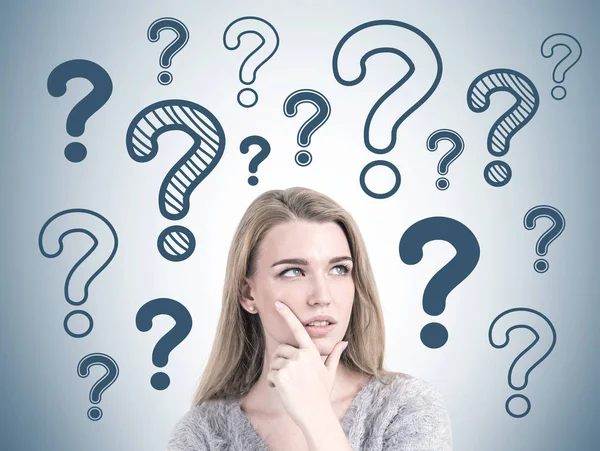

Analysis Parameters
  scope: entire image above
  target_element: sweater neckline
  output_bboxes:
[232,375,376,449]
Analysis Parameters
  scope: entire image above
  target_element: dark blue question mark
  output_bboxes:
[332,19,443,199]
[541,33,582,100]
[426,129,464,190]
[38,208,118,338]
[147,17,189,85]
[283,89,331,167]
[126,99,226,262]
[223,16,280,108]
[240,135,271,185]
[47,59,113,163]
[136,298,192,390]
[399,217,480,349]
[467,68,539,187]
[523,205,565,273]
[489,307,556,418]
[77,353,119,421]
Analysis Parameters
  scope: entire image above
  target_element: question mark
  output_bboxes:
[467,68,540,187]
[223,16,280,108]
[426,129,464,190]
[399,217,480,349]
[47,59,113,163]
[240,135,271,186]
[489,307,556,418]
[523,205,565,273]
[147,17,189,86]
[332,19,442,199]
[283,89,331,167]
[136,298,192,391]
[77,353,119,421]
[38,208,118,338]
[541,33,582,100]
[126,99,226,262]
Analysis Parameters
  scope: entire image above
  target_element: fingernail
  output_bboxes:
[274,301,284,310]
[343,341,349,349]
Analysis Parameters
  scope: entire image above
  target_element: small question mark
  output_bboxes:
[541,33,582,100]
[489,307,556,418]
[332,20,442,199]
[77,353,119,421]
[47,59,113,162]
[126,99,226,262]
[147,17,189,86]
[136,298,193,391]
[240,135,271,185]
[467,68,540,187]
[38,208,118,338]
[524,205,565,273]
[426,129,464,190]
[399,217,480,349]
[283,89,331,167]
[223,16,280,108]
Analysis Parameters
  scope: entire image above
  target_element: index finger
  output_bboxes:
[274,300,315,349]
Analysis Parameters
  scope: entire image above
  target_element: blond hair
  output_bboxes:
[191,186,404,406]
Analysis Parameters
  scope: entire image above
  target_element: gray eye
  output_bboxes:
[332,265,350,275]
[282,268,302,277]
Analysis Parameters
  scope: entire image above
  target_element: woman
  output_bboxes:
[167,187,452,450]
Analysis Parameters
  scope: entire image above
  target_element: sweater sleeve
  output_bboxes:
[166,406,211,451]
[382,377,453,451]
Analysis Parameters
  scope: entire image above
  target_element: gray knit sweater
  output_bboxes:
[167,373,453,450]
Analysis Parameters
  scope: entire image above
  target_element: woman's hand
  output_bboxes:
[266,300,349,429]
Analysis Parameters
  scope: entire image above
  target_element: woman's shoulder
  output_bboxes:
[379,372,448,402]
[373,372,451,419]
[166,399,234,451]
[374,372,453,449]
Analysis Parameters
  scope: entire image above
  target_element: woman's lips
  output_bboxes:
[304,323,335,337]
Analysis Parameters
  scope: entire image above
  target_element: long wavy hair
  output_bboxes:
[191,186,405,407]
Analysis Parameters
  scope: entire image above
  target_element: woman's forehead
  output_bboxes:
[259,220,350,260]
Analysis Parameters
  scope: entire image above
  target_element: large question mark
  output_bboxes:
[147,17,189,86]
[524,205,565,273]
[240,135,271,186]
[541,33,582,100]
[126,99,226,262]
[77,353,119,421]
[136,298,192,390]
[399,217,480,349]
[426,129,464,190]
[283,89,331,167]
[332,20,442,199]
[223,16,279,108]
[47,59,113,163]
[38,208,118,338]
[489,307,556,418]
[467,68,540,187]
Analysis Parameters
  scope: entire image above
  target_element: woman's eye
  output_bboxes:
[280,265,351,277]
[332,264,351,275]
[281,268,303,277]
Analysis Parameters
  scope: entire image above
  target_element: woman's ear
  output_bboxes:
[240,277,255,305]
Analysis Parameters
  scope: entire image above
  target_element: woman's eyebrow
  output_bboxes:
[271,256,353,267]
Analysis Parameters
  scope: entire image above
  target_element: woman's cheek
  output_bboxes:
[338,280,355,299]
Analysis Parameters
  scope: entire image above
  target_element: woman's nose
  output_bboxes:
[307,275,331,305]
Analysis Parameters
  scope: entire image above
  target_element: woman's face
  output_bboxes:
[242,220,355,357]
